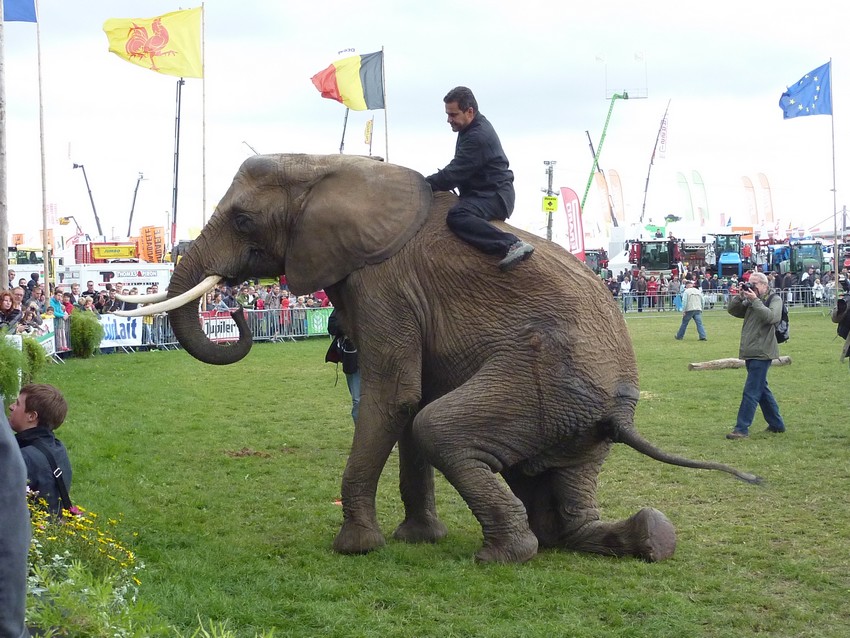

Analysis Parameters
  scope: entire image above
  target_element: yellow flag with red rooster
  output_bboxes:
[103,7,203,78]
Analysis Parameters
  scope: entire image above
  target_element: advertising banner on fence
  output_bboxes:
[201,311,239,343]
[99,314,143,348]
[307,307,332,336]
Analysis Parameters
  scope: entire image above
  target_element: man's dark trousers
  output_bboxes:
[446,196,518,256]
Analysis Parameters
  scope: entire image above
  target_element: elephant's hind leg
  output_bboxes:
[411,391,538,564]
[549,463,677,562]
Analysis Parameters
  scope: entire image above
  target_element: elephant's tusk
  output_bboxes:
[116,291,169,304]
[116,275,221,317]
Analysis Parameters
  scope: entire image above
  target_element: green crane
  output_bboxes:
[581,92,628,210]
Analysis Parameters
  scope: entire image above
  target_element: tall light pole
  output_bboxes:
[72,163,103,237]
[543,161,557,241]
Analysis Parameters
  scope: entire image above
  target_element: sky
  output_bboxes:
[3,0,850,254]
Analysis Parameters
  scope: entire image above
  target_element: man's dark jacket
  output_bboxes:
[16,425,72,516]
[425,113,515,216]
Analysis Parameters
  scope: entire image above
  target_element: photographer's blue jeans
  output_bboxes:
[734,358,785,434]
[676,310,706,340]
[345,369,361,424]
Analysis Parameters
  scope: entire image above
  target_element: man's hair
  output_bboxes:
[443,86,478,113]
[20,383,68,430]
[750,272,768,286]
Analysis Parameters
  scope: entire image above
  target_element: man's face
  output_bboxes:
[8,393,34,433]
[87,281,95,290]
[445,101,475,132]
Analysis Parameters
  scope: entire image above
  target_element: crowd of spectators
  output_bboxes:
[603,264,850,312]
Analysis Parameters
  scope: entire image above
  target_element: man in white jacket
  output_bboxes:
[675,280,707,341]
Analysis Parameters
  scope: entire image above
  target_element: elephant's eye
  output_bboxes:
[233,212,255,234]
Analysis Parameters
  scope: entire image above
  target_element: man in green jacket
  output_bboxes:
[725,271,786,439]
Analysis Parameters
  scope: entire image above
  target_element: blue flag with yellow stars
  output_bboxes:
[779,62,832,119]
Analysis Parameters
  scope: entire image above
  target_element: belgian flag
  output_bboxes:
[311,51,384,111]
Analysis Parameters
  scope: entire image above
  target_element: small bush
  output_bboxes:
[0,333,23,401]
[69,312,105,358]
[21,336,48,384]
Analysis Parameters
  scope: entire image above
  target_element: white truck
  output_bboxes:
[58,262,174,293]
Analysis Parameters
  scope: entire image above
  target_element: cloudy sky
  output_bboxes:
[4,0,848,251]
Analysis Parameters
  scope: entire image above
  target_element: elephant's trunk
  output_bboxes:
[167,250,253,366]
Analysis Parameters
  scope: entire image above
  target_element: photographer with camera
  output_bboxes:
[832,294,850,368]
[725,272,786,440]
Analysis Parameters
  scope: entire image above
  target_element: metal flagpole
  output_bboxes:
[171,78,185,249]
[201,2,207,228]
[339,107,349,154]
[35,0,51,287]
[829,58,839,286]
[0,2,7,289]
[382,45,388,161]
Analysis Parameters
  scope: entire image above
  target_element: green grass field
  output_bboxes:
[42,308,850,637]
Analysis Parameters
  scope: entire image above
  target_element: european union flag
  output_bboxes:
[3,0,37,22]
[779,62,832,119]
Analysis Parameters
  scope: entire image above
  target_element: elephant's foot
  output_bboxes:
[332,520,386,555]
[474,529,539,564]
[560,507,676,562]
[392,513,448,544]
[626,508,677,562]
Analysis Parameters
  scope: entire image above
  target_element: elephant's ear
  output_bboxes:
[285,156,432,295]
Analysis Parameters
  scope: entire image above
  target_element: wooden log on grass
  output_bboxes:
[688,356,792,371]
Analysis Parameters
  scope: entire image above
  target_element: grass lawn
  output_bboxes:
[43,308,850,637]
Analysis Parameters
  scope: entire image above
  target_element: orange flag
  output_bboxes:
[103,7,203,78]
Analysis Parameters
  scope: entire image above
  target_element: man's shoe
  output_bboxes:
[499,240,534,271]
[765,427,785,433]
[674,336,683,340]
[726,431,749,440]
[699,338,707,341]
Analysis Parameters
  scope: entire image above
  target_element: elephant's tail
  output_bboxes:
[608,423,763,485]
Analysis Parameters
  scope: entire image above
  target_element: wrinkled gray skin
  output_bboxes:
[167,154,760,563]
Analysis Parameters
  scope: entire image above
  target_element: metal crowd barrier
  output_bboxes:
[52,307,333,356]
[613,284,842,314]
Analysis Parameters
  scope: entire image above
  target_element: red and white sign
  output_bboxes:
[560,187,585,262]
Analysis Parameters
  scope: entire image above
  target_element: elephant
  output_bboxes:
[129,154,760,564]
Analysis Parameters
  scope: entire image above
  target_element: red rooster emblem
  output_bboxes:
[124,18,177,72]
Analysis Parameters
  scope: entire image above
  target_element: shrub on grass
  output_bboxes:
[69,311,105,358]
[0,332,23,400]
[21,336,48,384]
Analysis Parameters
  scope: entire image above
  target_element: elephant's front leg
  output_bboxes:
[332,395,396,554]
[411,385,539,564]
[392,426,448,544]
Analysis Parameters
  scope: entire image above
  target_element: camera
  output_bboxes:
[740,282,752,292]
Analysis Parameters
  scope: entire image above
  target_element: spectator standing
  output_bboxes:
[634,274,647,312]
[832,295,850,368]
[725,272,786,439]
[0,291,22,333]
[9,384,72,516]
[101,289,123,314]
[675,280,707,341]
[326,309,360,423]
[619,275,632,312]
[812,278,825,306]
[646,275,659,310]
[80,280,98,301]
